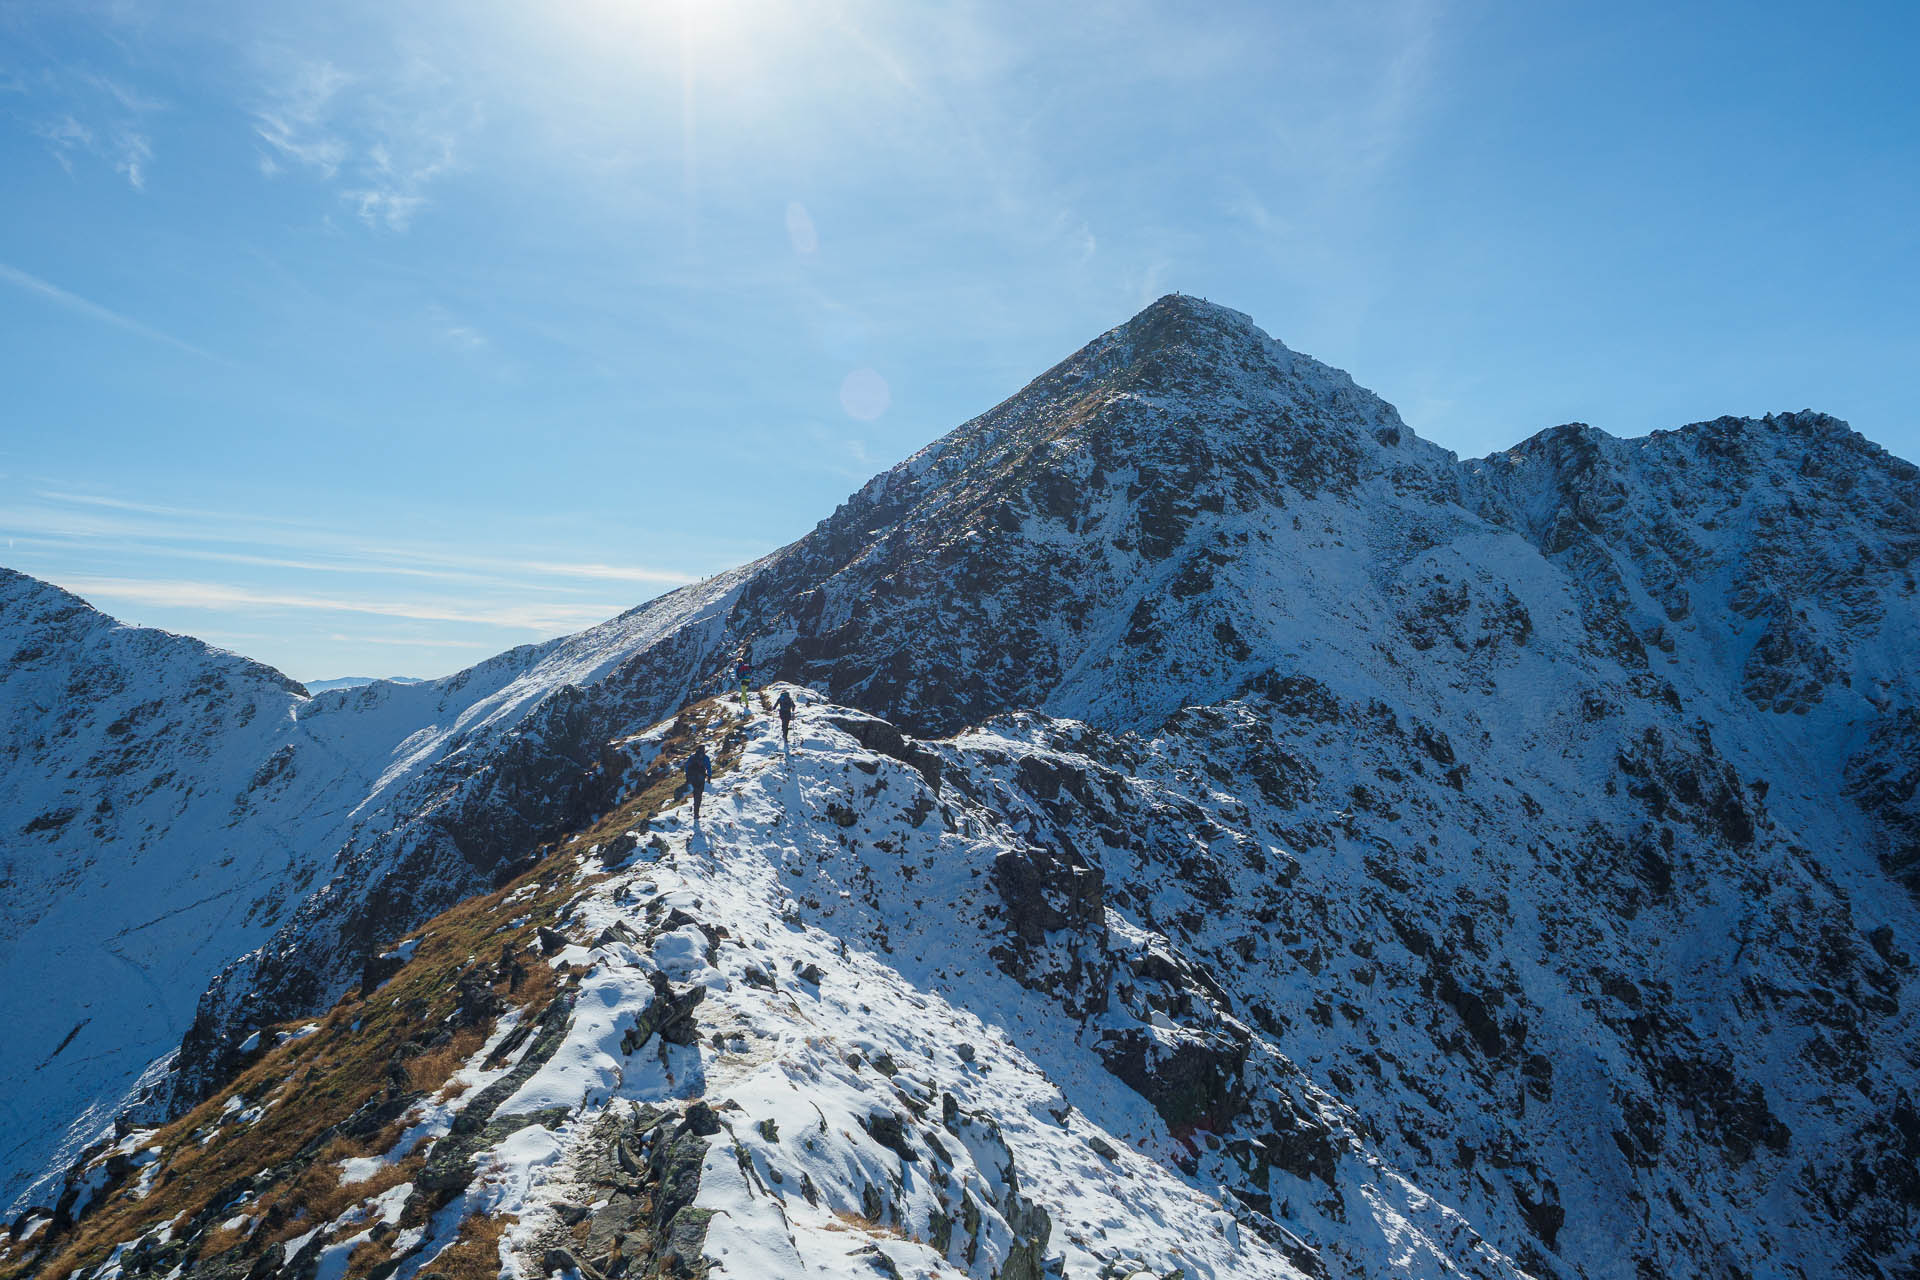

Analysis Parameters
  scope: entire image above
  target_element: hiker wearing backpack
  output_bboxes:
[684,743,712,823]
[734,655,751,707]
[775,689,795,745]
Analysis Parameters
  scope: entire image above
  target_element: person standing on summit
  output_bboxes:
[684,742,711,824]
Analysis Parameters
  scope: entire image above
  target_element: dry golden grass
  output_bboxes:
[12,879,566,1280]
[193,1216,252,1260]
[427,1210,516,1280]
[9,697,747,1280]
[260,1147,425,1249]
[826,1208,907,1240]
[405,1026,488,1093]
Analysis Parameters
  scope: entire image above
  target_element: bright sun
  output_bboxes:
[571,0,761,54]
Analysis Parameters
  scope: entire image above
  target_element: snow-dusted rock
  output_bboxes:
[5,294,1916,1280]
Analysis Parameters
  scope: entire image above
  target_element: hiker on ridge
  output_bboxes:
[734,654,751,707]
[775,689,795,746]
[684,742,711,823]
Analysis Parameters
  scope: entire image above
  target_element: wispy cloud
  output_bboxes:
[57,576,623,632]
[3,489,701,594]
[0,263,215,358]
[341,189,423,230]
[32,115,92,172]
[343,124,458,230]
[24,69,159,189]
[253,57,352,178]
[113,130,152,190]
[33,491,209,518]
[78,70,165,116]
[326,632,495,650]
[251,50,471,232]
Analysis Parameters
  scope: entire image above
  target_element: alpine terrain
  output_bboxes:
[3,295,1916,1280]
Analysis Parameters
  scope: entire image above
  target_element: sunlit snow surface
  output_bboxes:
[0,564,752,1209]
[359,694,1503,1280]
[8,297,1917,1280]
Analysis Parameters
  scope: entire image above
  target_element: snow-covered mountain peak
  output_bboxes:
[4,298,1917,1280]
[952,292,1420,475]
[1,567,306,698]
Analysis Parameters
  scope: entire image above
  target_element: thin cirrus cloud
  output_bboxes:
[24,69,158,190]
[251,51,470,231]
[252,56,353,177]
[7,532,688,595]
[55,575,624,631]
[31,115,93,172]
[0,262,215,358]
[4,490,700,595]
[325,632,496,650]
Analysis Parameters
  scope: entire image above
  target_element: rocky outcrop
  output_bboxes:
[1848,707,1920,891]
[8,296,1918,1280]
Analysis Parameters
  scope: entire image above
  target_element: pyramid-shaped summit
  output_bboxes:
[933,293,1422,476]
[697,295,1436,734]
[9,298,1919,1280]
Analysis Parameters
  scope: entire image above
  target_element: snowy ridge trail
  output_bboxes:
[8,690,1530,1280]
[455,693,1314,1279]
[483,692,1510,1280]
[6,295,1918,1280]
[0,563,752,1213]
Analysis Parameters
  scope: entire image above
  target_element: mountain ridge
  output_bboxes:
[3,295,1917,1280]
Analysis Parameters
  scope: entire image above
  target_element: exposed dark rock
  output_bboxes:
[410,992,577,1203]
[860,1111,918,1162]
[544,1246,605,1280]
[620,979,706,1055]
[826,715,945,794]
[1096,1025,1250,1137]
[992,847,1105,946]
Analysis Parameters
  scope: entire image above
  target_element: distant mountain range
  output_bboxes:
[301,676,427,694]
[3,296,1915,1280]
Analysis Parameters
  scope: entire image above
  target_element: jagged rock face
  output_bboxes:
[1458,412,1920,904]
[952,698,1916,1280]
[4,296,1918,1280]
[723,294,1439,736]
[147,300,1919,1132]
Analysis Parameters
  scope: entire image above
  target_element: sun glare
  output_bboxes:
[567,0,762,57]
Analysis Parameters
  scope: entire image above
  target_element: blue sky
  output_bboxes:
[2,0,1914,681]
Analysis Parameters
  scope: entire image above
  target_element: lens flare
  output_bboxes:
[839,368,890,421]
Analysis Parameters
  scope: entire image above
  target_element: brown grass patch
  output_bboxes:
[257,1143,420,1247]
[425,1210,516,1280]
[405,1026,488,1093]
[826,1208,907,1240]
[8,698,748,1280]
[194,1217,252,1259]
[13,894,562,1280]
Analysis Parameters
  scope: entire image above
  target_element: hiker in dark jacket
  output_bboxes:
[775,689,795,745]
[684,743,711,822]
